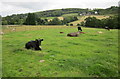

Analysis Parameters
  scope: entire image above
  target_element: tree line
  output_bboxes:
[80,15,119,29]
[2,6,118,25]
[4,13,78,25]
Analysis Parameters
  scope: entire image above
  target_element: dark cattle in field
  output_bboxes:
[78,26,82,31]
[105,27,110,31]
[60,32,64,33]
[67,32,80,37]
[25,39,43,50]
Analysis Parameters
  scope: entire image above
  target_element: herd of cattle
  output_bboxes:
[24,26,110,51]
[0,26,110,51]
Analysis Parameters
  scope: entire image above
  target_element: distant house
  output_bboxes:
[79,12,91,16]
[79,11,98,16]
[94,11,98,15]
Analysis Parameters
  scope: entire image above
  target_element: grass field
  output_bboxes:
[61,13,78,17]
[2,25,118,77]
[69,15,110,26]
[0,25,2,77]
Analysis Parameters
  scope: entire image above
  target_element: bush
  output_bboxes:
[48,18,62,25]
[84,16,119,29]
[66,23,69,26]
[77,24,80,26]
[70,24,73,26]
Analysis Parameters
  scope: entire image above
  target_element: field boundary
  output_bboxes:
[2,25,77,34]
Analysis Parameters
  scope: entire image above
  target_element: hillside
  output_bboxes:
[68,15,110,26]
[1,6,118,25]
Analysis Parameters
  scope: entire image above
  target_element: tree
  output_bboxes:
[36,18,45,25]
[70,24,73,26]
[2,21,8,25]
[48,18,62,25]
[84,15,119,29]
[44,19,48,25]
[77,23,80,26]
[62,16,78,24]
[85,17,101,28]
[106,16,119,29]
[85,17,96,27]
[80,21,85,26]
[24,13,36,25]
[66,23,69,26]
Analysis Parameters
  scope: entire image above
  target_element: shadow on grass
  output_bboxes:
[68,42,81,45]
[47,50,61,54]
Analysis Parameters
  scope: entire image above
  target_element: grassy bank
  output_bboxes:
[2,26,118,77]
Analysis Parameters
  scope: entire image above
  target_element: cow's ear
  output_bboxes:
[35,39,38,41]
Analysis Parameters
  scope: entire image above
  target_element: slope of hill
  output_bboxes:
[1,6,118,25]
[69,15,110,26]
[2,6,118,18]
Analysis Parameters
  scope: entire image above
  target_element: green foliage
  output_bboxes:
[48,18,62,25]
[85,17,100,27]
[62,13,78,17]
[81,21,85,26]
[77,23,80,26]
[106,16,119,29]
[36,8,90,17]
[70,24,73,26]
[1,6,118,25]
[2,14,27,25]
[36,18,48,25]
[66,23,69,26]
[62,16,78,24]
[93,6,118,15]
[2,20,8,25]
[47,16,78,25]
[24,13,36,25]
[84,15,119,29]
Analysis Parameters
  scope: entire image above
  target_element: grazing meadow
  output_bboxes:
[2,25,118,77]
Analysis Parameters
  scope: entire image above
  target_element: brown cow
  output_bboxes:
[60,32,64,33]
[67,32,80,37]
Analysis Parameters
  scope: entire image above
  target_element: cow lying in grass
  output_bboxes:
[25,39,43,50]
[67,32,80,37]
[67,32,85,37]
[60,32,64,33]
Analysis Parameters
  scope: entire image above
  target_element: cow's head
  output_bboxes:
[35,39,43,45]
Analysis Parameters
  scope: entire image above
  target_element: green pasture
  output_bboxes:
[41,17,56,20]
[69,15,110,26]
[61,13,78,17]
[2,26,118,77]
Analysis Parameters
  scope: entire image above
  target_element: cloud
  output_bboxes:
[0,2,35,17]
[0,0,119,17]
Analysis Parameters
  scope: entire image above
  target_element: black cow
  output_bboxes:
[25,39,43,50]
[105,26,110,31]
[78,26,82,32]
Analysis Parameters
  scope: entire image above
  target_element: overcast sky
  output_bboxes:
[0,0,119,17]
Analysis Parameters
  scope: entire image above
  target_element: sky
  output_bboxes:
[0,0,119,17]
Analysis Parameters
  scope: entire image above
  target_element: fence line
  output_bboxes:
[2,25,77,34]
